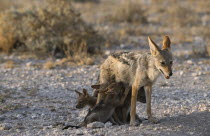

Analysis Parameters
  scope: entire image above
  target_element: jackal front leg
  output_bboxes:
[130,77,145,126]
[144,84,159,123]
[130,84,139,126]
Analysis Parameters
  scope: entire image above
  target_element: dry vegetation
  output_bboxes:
[0,0,104,58]
[4,60,15,69]
[73,0,210,57]
[105,1,147,24]
[0,0,209,63]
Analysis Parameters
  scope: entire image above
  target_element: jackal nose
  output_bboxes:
[169,72,173,76]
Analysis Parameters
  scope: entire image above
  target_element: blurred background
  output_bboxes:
[0,0,210,67]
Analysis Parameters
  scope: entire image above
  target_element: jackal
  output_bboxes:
[75,89,97,109]
[98,36,173,125]
[81,81,126,126]
[63,84,121,129]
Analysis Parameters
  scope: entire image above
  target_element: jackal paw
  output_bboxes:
[148,117,159,124]
[130,121,140,126]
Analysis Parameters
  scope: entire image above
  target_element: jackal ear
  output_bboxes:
[162,36,171,51]
[83,89,89,96]
[148,37,160,56]
[75,90,82,96]
[91,84,101,89]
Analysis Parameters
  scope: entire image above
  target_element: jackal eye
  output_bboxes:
[160,62,166,65]
[170,61,173,64]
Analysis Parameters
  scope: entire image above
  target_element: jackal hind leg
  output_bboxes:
[113,112,124,125]
[109,117,118,125]
[119,87,130,106]
[122,107,129,123]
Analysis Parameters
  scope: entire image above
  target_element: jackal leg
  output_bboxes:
[109,117,118,125]
[130,74,146,126]
[119,87,130,106]
[130,84,139,126]
[144,84,158,123]
[112,112,124,125]
[122,107,129,123]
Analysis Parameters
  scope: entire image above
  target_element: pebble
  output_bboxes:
[104,122,112,128]
[191,73,198,76]
[186,60,193,64]
[16,114,24,119]
[76,129,84,135]
[31,114,38,119]
[87,122,105,128]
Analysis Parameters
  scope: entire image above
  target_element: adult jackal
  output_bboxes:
[98,36,173,125]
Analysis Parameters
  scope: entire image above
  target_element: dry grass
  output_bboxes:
[55,55,95,66]
[72,0,100,3]
[4,60,15,69]
[165,2,200,28]
[43,61,55,69]
[105,1,147,24]
[0,0,12,12]
[0,0,104,57]
[0,0,210,62]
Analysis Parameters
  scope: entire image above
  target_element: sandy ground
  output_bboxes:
[0,48,210,136]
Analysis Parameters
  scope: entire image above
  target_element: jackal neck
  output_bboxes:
[87,97,97,108]
[147,55,160,82]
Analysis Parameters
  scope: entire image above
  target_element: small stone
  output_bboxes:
[172,97,180,101]
[160,83,168,87]
[194,77,200,80]
[105,50,110,55]
[104,122,112,128]
[187,60,193,64]
[87,121,104,128]
[179,71,184,76]
[16,114,24,119]
[198,72,202,75]
[142,120,149,124]
[153,127,158,130]
[0,116,5,121]
[76,129,83,135]
[31,113,38,119]
[26,62,32,68]
[204,93,208,97]
[191,73,197,76]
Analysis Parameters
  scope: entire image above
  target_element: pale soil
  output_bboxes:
[0,47,209,136]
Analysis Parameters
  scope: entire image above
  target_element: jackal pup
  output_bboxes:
[82,81,126,125]
[98,36,173,125]
[75,89,97,109]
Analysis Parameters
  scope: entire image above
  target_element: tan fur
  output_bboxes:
[98,36,173,125]
[162,36,171,50]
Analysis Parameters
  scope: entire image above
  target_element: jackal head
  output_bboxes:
[148,36,173,79]
[75,89,90,109]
